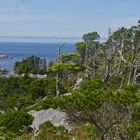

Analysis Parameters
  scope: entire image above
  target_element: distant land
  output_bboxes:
[0,36,82,40]
[0,36,107,43]
[0,36,82,43]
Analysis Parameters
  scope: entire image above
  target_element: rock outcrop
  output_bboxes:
[0,67,8,74]
[29,108,70,131]
[0,55,13,59]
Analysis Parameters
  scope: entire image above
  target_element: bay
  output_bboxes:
[0,42,76,75]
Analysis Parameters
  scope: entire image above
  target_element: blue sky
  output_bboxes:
[0,0,139,38]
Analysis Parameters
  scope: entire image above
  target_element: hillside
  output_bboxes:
[0,20,140,139]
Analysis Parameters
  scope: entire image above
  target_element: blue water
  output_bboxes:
[0,42,76,75]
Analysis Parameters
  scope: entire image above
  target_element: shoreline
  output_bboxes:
[0,67,8,75]
[0,54,13,60]
[10,72,47,79]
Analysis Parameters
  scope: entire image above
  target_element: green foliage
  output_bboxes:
[60,53,80,63]
[129,122,140,139]
[5,131,17,140]
[76,42,87,50]
[1,21,140,139]
[39,80,106,111]
[75,42,87,64]
[38,79,140,139]
[0,77,57,111]
[83,32,100,42]
[60,53,80,59]
[29,79,45,99]
[0,110,33,134]
[44,79,56,97]
[70,124,95,140]
[113,85,139,104]
[39,98,58,109]
[76,35,101,65]
[49,63,84,73]
[14,55,47,74]
[18,133,33,140]
[35,121,69,140]
[20,123,95,140]
[80,80,104,91]
[39,121,54,130]
[58,80,108,111]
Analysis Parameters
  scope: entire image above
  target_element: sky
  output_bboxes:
[0,0,139,38]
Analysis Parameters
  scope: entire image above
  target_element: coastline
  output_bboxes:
[0,54,13,60]
[0,42,76,76]
[10,72,47,79]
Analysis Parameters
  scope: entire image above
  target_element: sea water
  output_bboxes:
[0,42,76,75]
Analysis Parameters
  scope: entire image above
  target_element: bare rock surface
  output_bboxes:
[29,108,70,130]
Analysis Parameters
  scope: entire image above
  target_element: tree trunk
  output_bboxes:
[56,72,60,98]
[55,43,64,97]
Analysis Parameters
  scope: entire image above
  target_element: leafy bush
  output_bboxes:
[14,55,47,74]
[35,121,69,140]
[0,110,33,134]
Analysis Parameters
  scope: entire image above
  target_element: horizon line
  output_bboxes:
[0,36,107,40]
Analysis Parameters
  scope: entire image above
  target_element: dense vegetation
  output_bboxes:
[0,77,61,111]
[39,80,140,139]
[0,110,33,138]
[14,55,47,74]
[0,20,140,139]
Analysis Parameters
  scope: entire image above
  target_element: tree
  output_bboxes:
[48,63,84,97]
[138,19,140,25]
[40,80,140,140]
[83,32,100,42]
[59,53,80,63]
[14,56,47,74]
[76,42,87,64]
[29,79,45,99]
[82,32,101,79]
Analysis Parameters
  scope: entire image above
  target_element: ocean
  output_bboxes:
[0,42,76,75]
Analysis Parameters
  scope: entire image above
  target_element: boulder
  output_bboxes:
[28,108,70,131]
[0,67,8,74]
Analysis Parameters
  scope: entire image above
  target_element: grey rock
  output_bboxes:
[29,108,70,131]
